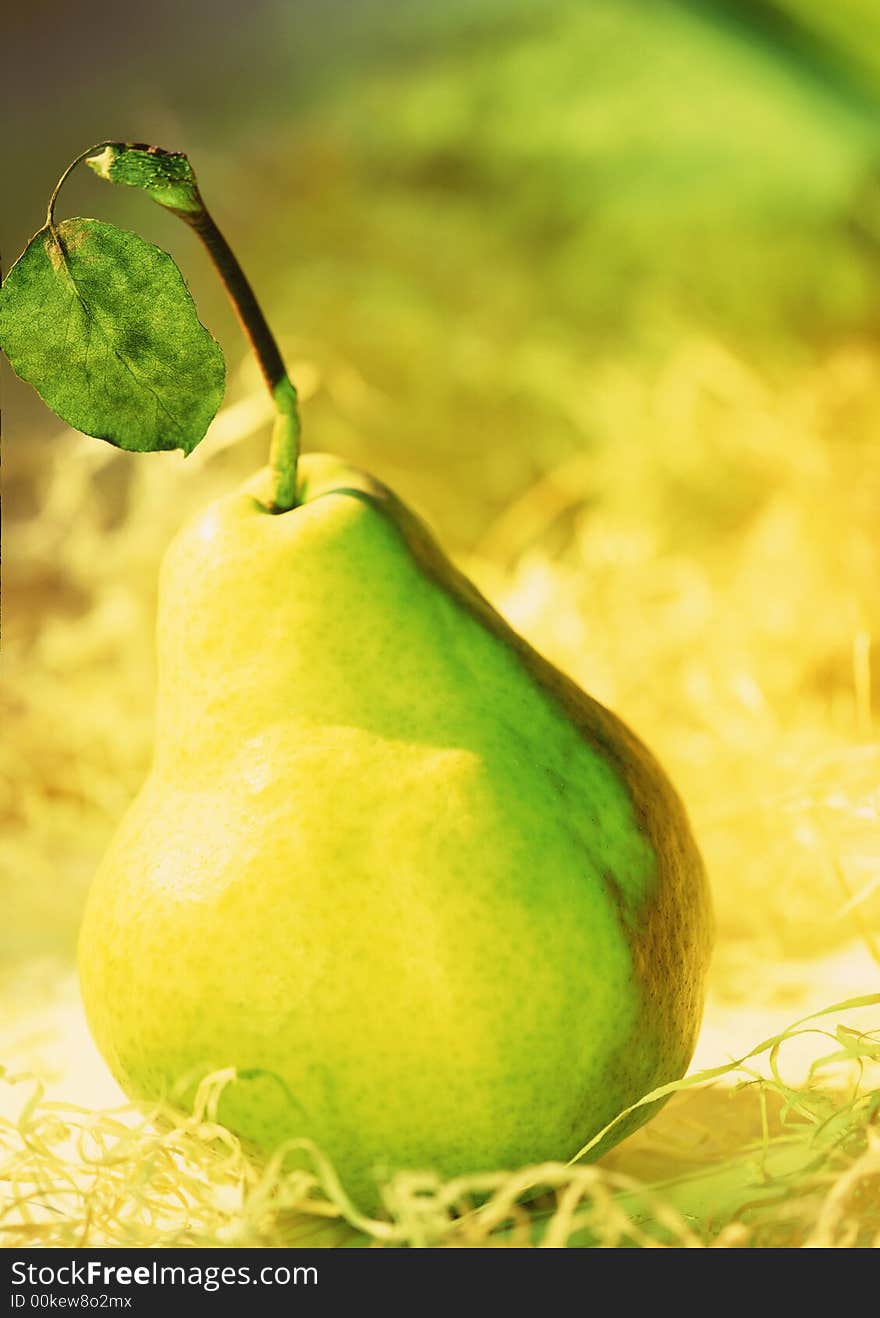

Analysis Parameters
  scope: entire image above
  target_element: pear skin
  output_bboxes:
[78,454,712,1207]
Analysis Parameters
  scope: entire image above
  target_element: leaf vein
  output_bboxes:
[49,225,190,444]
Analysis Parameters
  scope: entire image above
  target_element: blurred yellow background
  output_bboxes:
[3,0,879,1245]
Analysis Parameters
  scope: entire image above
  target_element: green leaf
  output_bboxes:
[86,143,203,215]
[0,217,225,454]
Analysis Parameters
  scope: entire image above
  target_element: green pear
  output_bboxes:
[78,453,712,1208]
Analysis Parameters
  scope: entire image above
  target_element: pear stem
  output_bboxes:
[181,206,300,511]
[49,142,301,508]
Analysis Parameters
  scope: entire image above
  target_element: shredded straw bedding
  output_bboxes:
[3,335,879,1248]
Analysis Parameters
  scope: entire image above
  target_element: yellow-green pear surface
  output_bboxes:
[79,454,712,1207]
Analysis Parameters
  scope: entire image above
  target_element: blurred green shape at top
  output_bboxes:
[311,0,880,350]
[762,0,880,100]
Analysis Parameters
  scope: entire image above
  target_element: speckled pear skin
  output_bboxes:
[78,453,712,1207]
